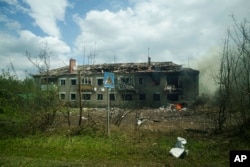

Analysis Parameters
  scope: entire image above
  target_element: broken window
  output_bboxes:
[82,93,91,100]
[110,93,116,101]
[167,94,179,101]
[96,78,104,86]
[59,78,66,86]
[121,77,130,83]
[138,77,145,86]
[70,78,77,86]
[118,76,134,90]
[97,93,103,100]
[82,77,92,85]
[153,93,160,101]
[166,75,179,88]
[122,93,133,101]
[70,93,76,101]
[41,77,57,85]
[139,93,146,101]
[59,92,66,100]
[151,73,160,85]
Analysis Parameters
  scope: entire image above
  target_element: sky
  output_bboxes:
[0,0,249,80]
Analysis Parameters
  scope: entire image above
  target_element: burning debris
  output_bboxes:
[175,103,182,111]
[161,103,188,112]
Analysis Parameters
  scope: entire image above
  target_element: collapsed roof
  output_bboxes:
[33,59,198,77]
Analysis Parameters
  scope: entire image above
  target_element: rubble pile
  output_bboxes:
[35,61,183,76]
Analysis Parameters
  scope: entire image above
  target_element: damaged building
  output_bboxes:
[33,58,199,108]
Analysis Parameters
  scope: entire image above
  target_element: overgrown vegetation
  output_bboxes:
[0,70,36,136]
[212,17,250,132]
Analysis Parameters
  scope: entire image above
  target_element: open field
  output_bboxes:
[1,107,249,166]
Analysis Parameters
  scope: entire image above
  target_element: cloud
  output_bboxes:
[0,30,71,79]
[24,0,70,38]
[1,0,250,82]
[0,0,28,13]
[73,0,250,65]
[0,0,19,5]
[0,14,21,30]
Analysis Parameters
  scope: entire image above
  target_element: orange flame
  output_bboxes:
[175,103,182,111]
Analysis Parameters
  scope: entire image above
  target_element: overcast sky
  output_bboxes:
[0,0,249,79]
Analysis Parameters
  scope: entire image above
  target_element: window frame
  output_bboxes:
[70,78,77,86]
[138,77,145,86]
[97,93,103,101]
[82,77,92,85]
[59,78,66,86]
[59,92,66,100]
[82,92,92,101]
[109,93,116,101]
[96,77,104,86]
[70,92,77,101]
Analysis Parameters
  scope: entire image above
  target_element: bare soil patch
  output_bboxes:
[56,107,213,134]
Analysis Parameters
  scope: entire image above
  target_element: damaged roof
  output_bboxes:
[33,61,198,77]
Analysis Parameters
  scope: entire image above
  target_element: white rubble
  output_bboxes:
[169,137,188,158]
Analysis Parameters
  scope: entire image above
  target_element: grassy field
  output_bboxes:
[1,126,249,167]
[1,108,250,166]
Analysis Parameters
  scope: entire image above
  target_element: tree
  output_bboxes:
[230,17,250,125]
[26,44,60,128]
[214,33,233,132]
[215,16,250,131]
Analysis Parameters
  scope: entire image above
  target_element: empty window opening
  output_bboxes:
[71,79,77,86]
[153,93,160,101]
[139,93,146,100]
[167,94,179,101]
[70,93,76,101]
[60,79,66,86]
[59,93,66,100]
[41,77,57,84]
[82,93,91,100]
[122,94,133,101]
[82,77,92,84]
[110,93,116,101]
[139,77,145,86]
[97,78,104,86]
[167,75,179,88]
[151,73,160,85]
[97,94,103,100]
[118,76,134,89]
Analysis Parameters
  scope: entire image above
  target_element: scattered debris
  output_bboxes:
[169,137,188,158]
[164,103,188,112]
[166,104,175,112]
[81,116,88,120]
[159,106,165,111]
[137,118,146,126]
[180,107,187,111]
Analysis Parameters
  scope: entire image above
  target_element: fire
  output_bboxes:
[175,103,182,111]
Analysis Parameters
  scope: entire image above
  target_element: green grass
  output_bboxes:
[0,128,249,166]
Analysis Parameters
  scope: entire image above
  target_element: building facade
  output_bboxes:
[33,58,199,108]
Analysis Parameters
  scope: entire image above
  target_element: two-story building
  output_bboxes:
[33,58,199,108]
